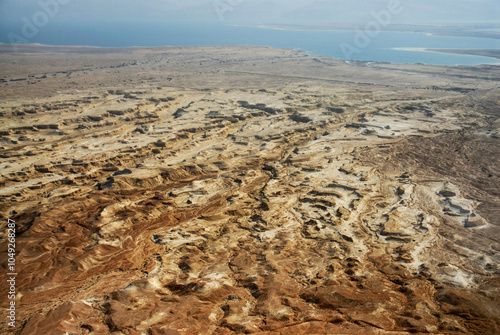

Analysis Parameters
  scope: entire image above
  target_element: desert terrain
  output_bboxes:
[0,44,500,334]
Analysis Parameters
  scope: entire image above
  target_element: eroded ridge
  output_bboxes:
[1,46,500,334]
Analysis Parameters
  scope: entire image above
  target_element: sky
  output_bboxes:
[1,0,499,27]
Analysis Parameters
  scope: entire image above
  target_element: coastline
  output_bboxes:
[425,48,500,60]
[2,42,500,68]
[393,47,500,63]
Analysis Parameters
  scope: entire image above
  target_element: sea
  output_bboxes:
[1,21,500,66]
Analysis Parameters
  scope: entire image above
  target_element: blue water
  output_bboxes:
[1,21,499,65]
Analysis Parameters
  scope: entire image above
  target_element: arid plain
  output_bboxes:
[1,45,500,334]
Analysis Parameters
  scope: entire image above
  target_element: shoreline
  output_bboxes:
[425,48,500,60]
[393,47,500,63]
[2,43,500,68]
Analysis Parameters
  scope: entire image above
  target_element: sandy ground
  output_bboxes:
[0,45,500,334]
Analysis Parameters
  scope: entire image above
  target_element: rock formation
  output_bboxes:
[0,45,499,334]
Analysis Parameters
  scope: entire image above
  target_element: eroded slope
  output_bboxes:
[0,46,499,335]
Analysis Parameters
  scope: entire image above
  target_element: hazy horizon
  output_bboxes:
[1,0,499,30]
[0,0,499,66]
